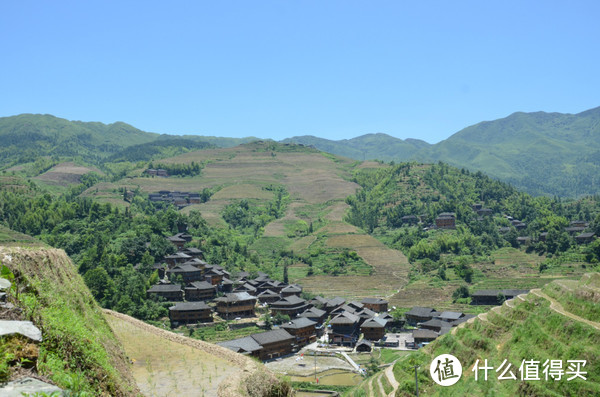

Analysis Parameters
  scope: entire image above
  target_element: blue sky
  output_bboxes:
[1,1,599,143]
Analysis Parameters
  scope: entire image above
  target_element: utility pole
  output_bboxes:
[414,365,420,396]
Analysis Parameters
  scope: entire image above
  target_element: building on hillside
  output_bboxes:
[270,296,309,317]
[281,284,302,297]
[218,336,263,356]
[516,236,532,246]
[164,252,192,267]
[435,213,456,229]
[147,284,183,301]
[299,307,327,325]
[355,339,372,352]
[214,292,257,318]
[361,317,387,341]
[401,215,419,225]
[471,289,529,305]
[169,301,212,325]
[280,318,317,347]
[182,247,204,259]
[576,232,596,244]
[405,307,439,326]
[323,297,346,314]
[166,264,204,283]
[257,289,281,304]
[418,319,452,333]
[361,297,388,313]
[250,329,295,361]
[329,311,360,346]
[184,281,216,301]
[412,329,439,345]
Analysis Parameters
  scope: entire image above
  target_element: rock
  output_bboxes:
[0,320,43,342]
[0,292,5,302]
[0,377,63,396]
[0,278,11,291]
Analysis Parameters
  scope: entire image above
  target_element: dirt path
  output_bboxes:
[104,310,259,397]
[530,289,600,331]
[384,363,399,397]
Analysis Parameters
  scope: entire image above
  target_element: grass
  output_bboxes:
[386,273,600,396]
[0,246,139,396]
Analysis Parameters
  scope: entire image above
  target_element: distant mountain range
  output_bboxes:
[1,107,599,197]
[284,107,600,197]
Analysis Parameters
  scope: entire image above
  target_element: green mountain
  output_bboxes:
[285,107,600,197]
[282,133,430,161]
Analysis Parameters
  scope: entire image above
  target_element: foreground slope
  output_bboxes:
[0,246,140,396]
[105,310,273,397]
[386,273,600,397]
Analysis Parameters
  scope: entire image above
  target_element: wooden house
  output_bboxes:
[270,296,309,317]
[360,317,387,341]
[405,307,439,326]
[251,329,295,361]
[412,329,438,345]
[169,301,212,325]
[280,318,317,347]
[361,297,388,313]
[355,339,372,352]
[435,213,456,229]
[214,292,257,318]
[147,284,183,301]
[166,264,204,283]
[576,232,596,244]
[281,284,302,297]
[299,307,327,325]
[471,289,529,305]
[329,311,360,346]
[184,281,216,301]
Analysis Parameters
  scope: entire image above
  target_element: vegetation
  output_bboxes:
[0,251,138,395]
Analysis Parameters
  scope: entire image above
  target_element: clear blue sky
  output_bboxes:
[1,1,599,143]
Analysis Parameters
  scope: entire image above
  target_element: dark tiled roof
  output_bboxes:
[218,336,263,354]
[169,302,210,311]
[324,297,346,308]
[419,319,452,328]
[361,317,387,328]
[471,289,529,297]
[361,297,388,305]
[412,329,438,339]
[148,284,182,293]
[300,307,326,318]
[436,311,464,321]
[330,311,360,325]
[272,296,306,306]
[186,281,214,290]
[215,292,257,303]
[405,307,437,317]
[168,264,202,273]
[281,318,317,330]
[281,284,302,293]
[251,329,294,345]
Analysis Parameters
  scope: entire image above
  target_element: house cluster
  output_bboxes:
[402,205,597,245]
[148,191,202,208]
[217,295,397,360]
[144,168,169,177]
[404,307,476,348]
[470,289,529,305]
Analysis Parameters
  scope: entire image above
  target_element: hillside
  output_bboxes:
[381,273,600,396]
[0,245,140,395]
[285,106,600,197]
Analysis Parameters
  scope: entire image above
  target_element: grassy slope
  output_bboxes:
[0,246,140,396]
[387,273,600,397]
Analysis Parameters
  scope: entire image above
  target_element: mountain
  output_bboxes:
[282,133,430,161]
[285,107,600,197]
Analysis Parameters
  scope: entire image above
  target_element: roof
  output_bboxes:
[356,339,372,347]
[361,317,387,328]
[215,292,257,303]
[281,284,302,293]
[167,264,202,273]
[185,281,214,290]
[436,311,464,321]
[325,297,346,308]
[330,311,360,325]
[300,307,326,318]
[250,329,294,345]
[258,289,280,297]
[280,318,317,330]
[148,284,182,293]
[412,329,438,339]
[419,319,452,329]
[361,297,388,305]
[577,232,596,238]
[218,336,263,354]
[405,307,437,317]
[272,295,306,306]
[169,302,210,311]
[165,253,192,260]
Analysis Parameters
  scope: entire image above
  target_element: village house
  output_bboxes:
[329,311,360,346]
[169,301,212,325]
[299,307,327,325]
[218,329,295,361]
[471,289,529,305]
[270,295,309,317]
[576,232,596,244]
[182,247,204,259]
[355,339,372,352]
[250,329,296,361]
[280,318,317,347]
[323,297,346,314]
[401,215,419,225]
[418,318,452,333]
[405,307,439,326]
[435,213,456,229]
[361,297,388,313]
[360,317,387,341]
[214,292,257,318]
[166,236,186,250]
[147,284,183,301]
[164,252,192,267]
[166,264,204,283]
[220,278,234,293]
[184,280,216,301]
[280,284,302,297]
[412,329,439,345]
[257,289,281,304]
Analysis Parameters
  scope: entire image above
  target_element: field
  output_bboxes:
[105,310,261,397]
[34,162,103,187]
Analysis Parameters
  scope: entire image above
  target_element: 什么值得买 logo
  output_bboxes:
[430,354,462,386]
